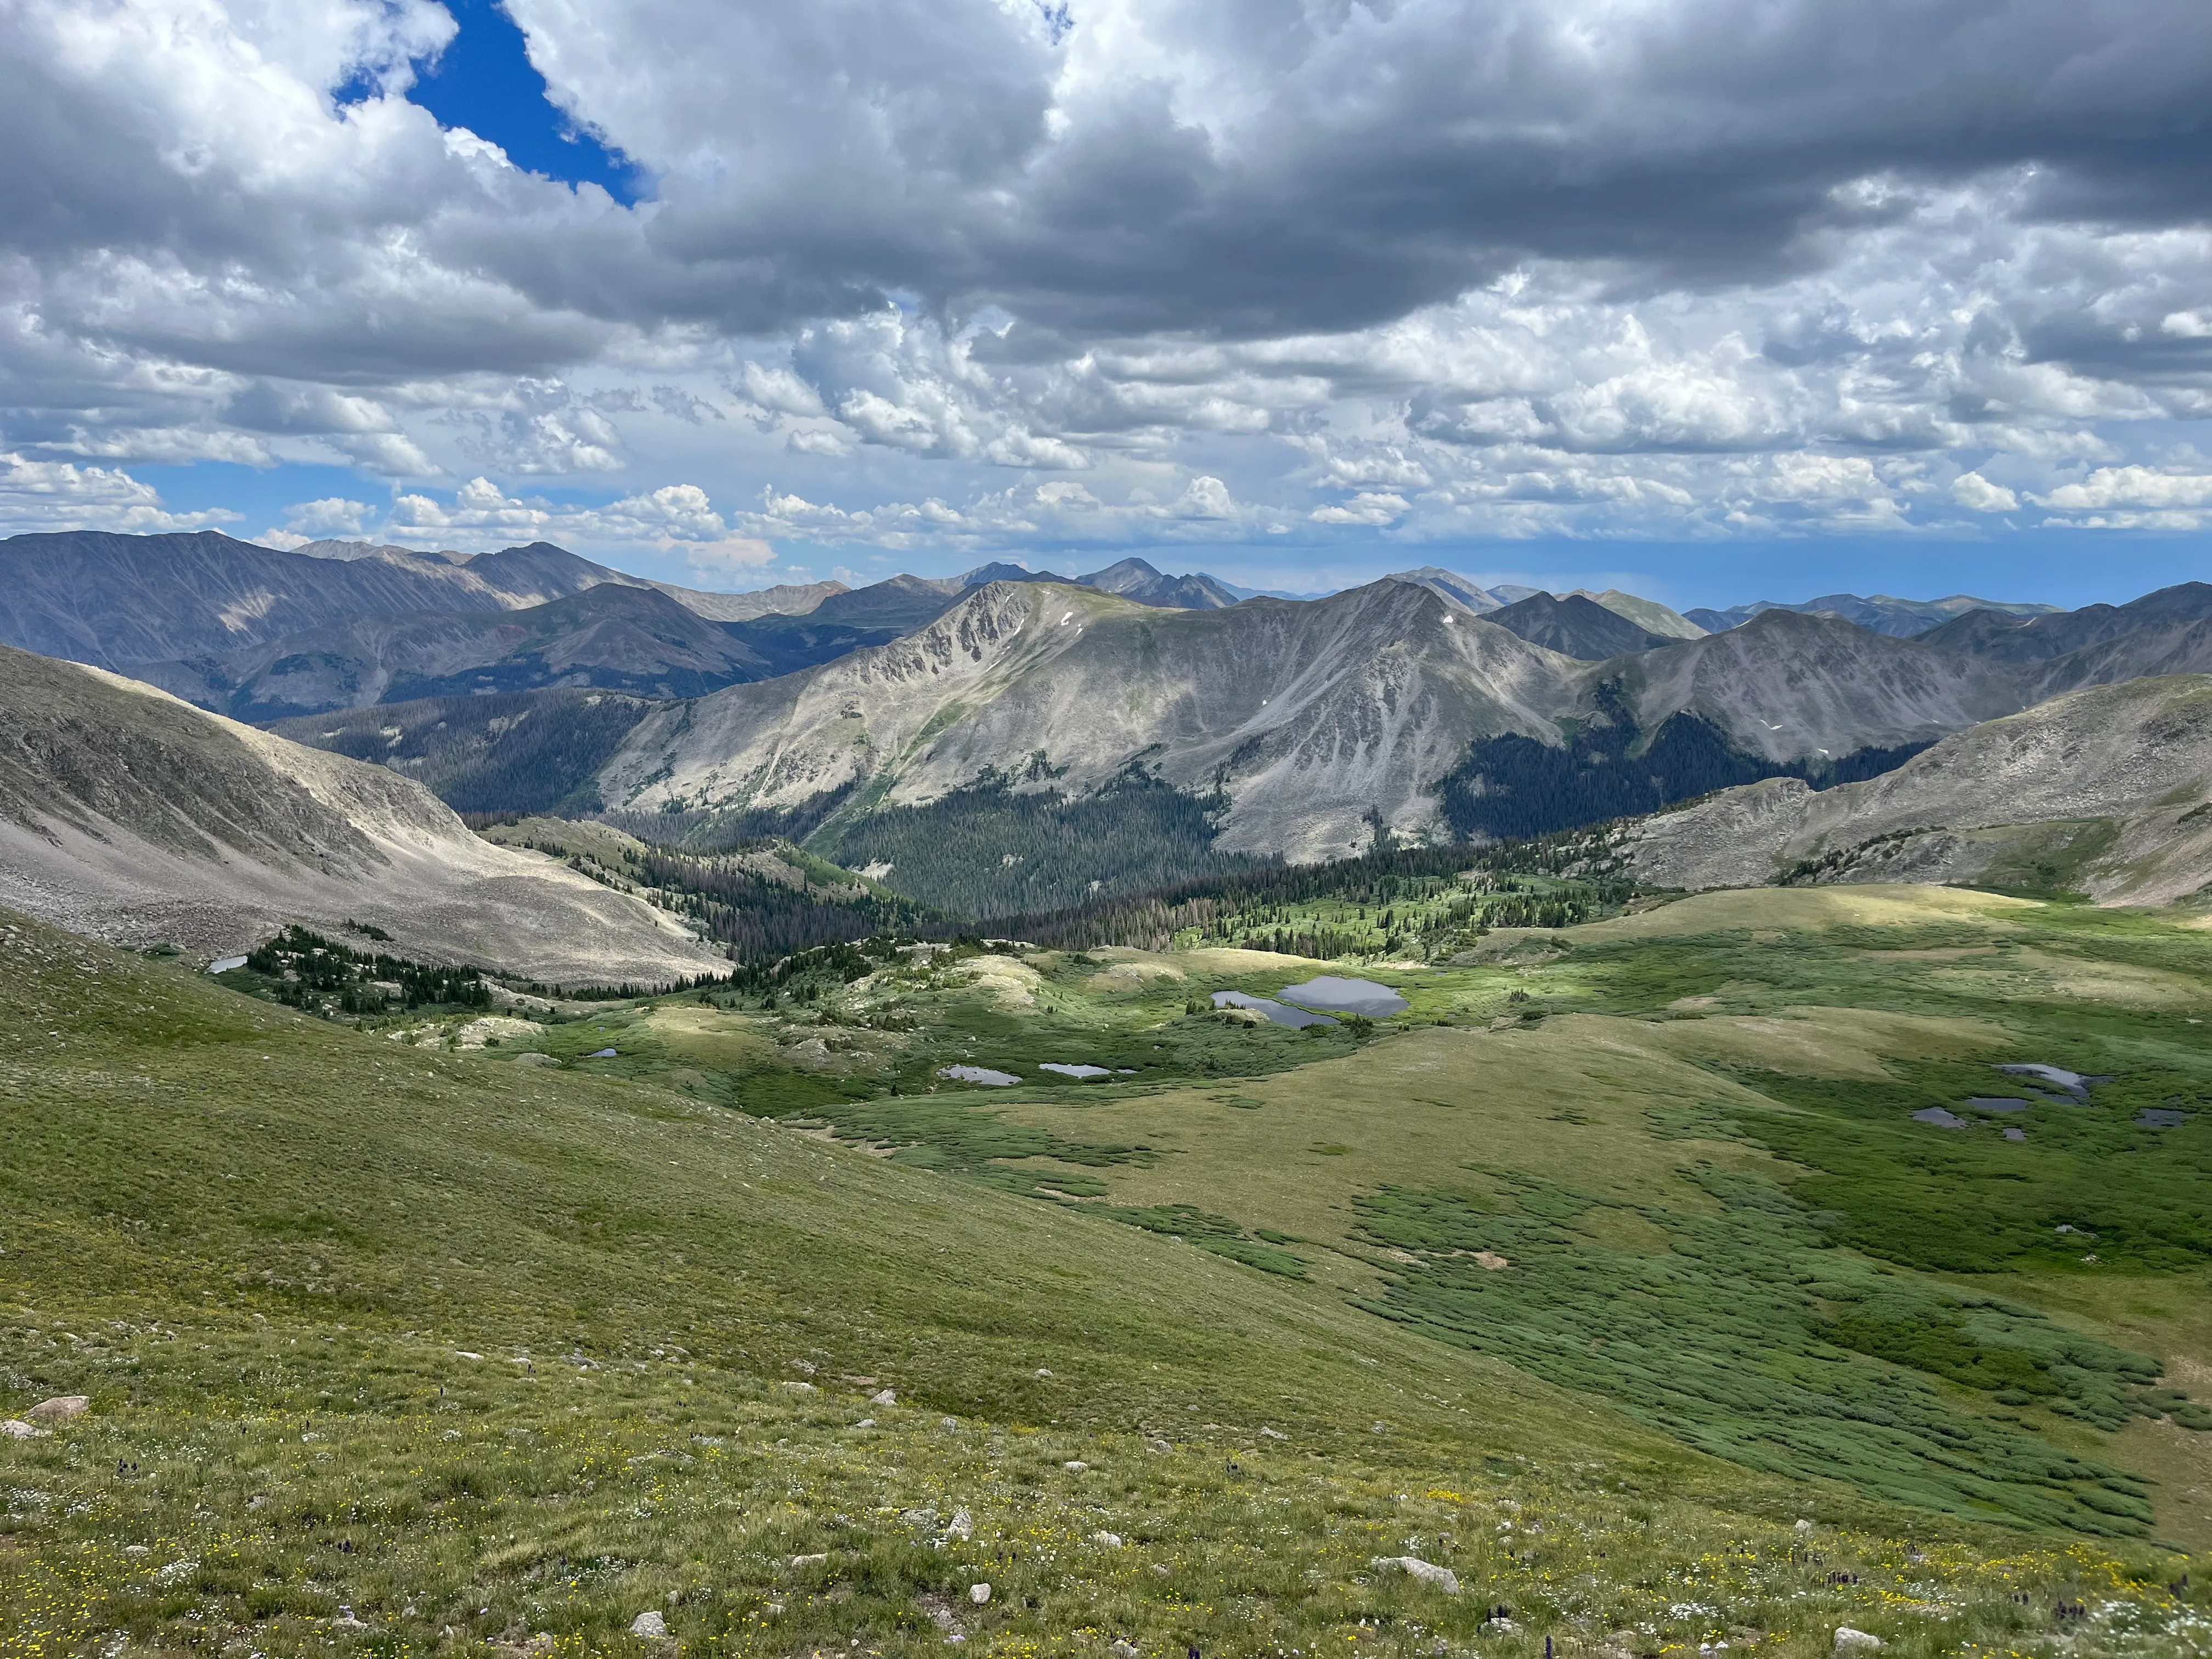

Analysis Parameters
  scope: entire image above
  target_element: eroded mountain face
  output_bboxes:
[30,526,2212,914]
[0,643,724,983]
[596,579,1579,864]
[252,577,2212,911]
[1607,673,2212,905]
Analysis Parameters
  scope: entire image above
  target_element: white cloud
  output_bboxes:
[3,0,2211,558]
[384,475,755,552]
[279,496,376,537]
[2035,466,2212,511]
[1951,471,2020,512]
[0,452,239,535]
[55,426,275,466]
[735,473,1280,551]
[332,431,439,476]
[787,426,858,457]
[1311,491,1410,526]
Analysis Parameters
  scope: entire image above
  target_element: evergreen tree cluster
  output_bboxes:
[1002,838,1633,953]
[1437,681,1931,843]
[812,769,1264,918]
[599,781,860,852]
[236,926,490,1015]
[632,845,957,960]
[525,831,960,964]
[275,690,657,816]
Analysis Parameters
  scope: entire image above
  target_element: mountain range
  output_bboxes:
[1609,673,2212,905]
[12,528,2212,915]
[0,533,1273,718]
[0,641,721,983]
[472,575,2212,902]
[1685,591,2063,637]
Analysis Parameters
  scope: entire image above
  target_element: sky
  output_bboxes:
[3,0,2211,611]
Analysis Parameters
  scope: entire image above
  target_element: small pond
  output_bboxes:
[939,1065,1020,1086]
[1276,976,1410,1017]
[1212,991,1338,1028]
[1994,1063,2116,1100]
[1912,1107,1970,1129]
[1041,1063,1115,1080]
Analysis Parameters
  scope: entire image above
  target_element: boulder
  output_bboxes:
[26,1395,89,1422]
[1,1419,47,1439]
[1373,1556,1460,1593]
[1834,1632,1882,1654]
[630,1611,668,1638]
[968,1583,991,1605]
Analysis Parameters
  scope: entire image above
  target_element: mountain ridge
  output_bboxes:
[0,642,723,981]
[1687,591,2064,638]
[1609,673,2212,905]
[597,578,1579,862]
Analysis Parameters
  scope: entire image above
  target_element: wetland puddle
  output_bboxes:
[1276,976,1410,1017]
[1212,991,1337,1028]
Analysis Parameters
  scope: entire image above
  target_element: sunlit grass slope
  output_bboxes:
[725,886,2212,1547]
[2,903,2203,1657]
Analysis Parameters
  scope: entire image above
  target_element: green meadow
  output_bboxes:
[4,880,2210,1655]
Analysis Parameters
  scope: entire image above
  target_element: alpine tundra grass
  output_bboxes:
[3,893,2207,1656]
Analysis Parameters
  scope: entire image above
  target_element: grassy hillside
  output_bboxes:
[3,897,2207,1656]
[353,885,2212,1542]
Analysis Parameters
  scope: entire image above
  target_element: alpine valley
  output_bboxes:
[4,529,2211,1659]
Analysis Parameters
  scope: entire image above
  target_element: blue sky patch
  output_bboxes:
[348,0,647,204]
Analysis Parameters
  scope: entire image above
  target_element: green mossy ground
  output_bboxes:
[8,883,2212,1655]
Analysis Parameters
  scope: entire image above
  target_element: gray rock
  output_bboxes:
[630,1610,668,1638]
[1373,1556,1461,1593]
[25,1395,88,1422]
[871,1387,897,1405]
[1834,1631,1882,1654]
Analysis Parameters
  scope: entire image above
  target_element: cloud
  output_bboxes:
[0,452,240,535]
[736,473,1283,551]
[2035,465,2212,511]
[4,0,2212,557]
[54,427,276,466]
[1310,492,1410,526]
[381,475,755,551]
[1951,471,2021,512]
[278,496,377,538]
